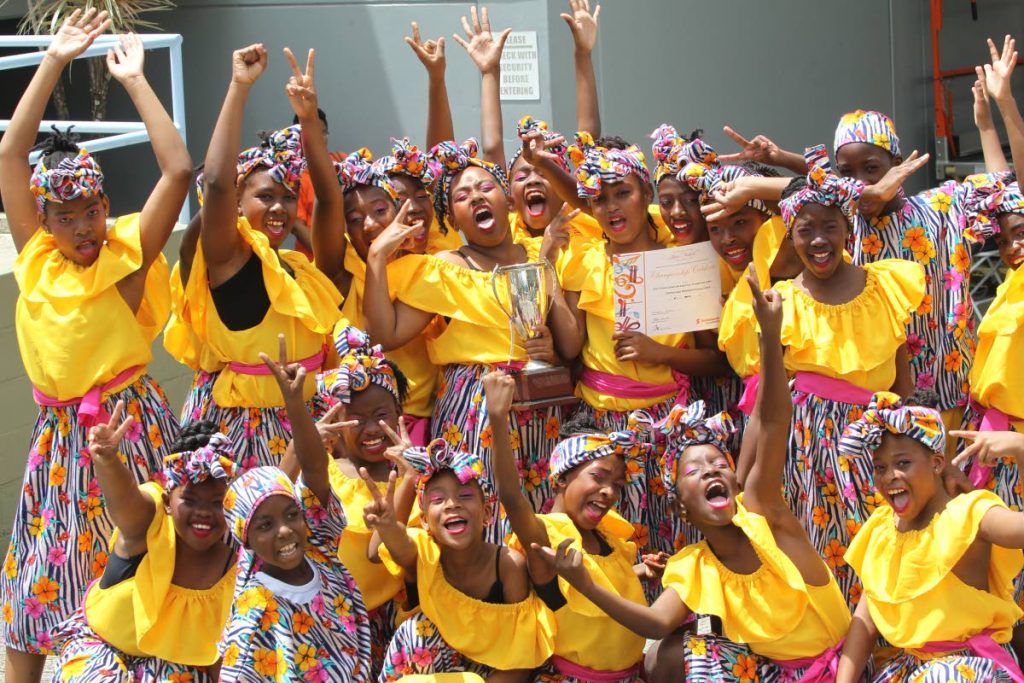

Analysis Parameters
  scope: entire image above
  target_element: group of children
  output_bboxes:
[1,3,1024,682]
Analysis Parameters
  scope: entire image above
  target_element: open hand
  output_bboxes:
[951,429,1024,470]
[283,47,318,120]
[747,264,783,343]
[482,370,516,417]
[259,334,307,403]
[232,43,267,85]
[635,551,669,581]
[983,35,1018,103]
[701,178,752,222]
[561,0,601,54]
[361,467,400,530]
[453,6,512,75]
[46,8,110,64]
[87,400,134,465]
[106,33,145,83]
[859,150,930,217]
[406,22,447,78]
[315,402,357,454]
[530,538,592,588]
[973,67,996,131]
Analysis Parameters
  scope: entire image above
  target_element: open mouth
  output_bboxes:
[361,435,386,455]
[607,215,627,233]
[669,218,692,238]
[525,190,548,218]
[190,521,213,538]
[473,206,496,232]
[75,239,99,259]
[722,245,749,267]
[265,217,287,237]
[704,480,731,509]
[887,487,910,514]
[442,516,469,536]
[582,500,609,523]
[277,541,300,561]
[808,249,835,268]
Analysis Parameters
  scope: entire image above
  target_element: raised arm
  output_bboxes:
[178,211,202,285]
[87,401,156,554]
[561,0,601,137]
[521,130,588,212]
[363,469,418,576]
[953,430,1024,548]
[533,538,690,638]
[0,9,110,251]
[363,207,436,349]
[984,36,1024,174]
[279,402,350,480]
[973,67,1010,172]
[700,176,790,223]
[201,44,267,272]
[108,34,192,269]
[260,335,332,505]
[406,23,455,148]
[453,6,511,167]
[719,126,807,175]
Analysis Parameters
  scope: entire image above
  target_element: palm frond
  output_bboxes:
[19,0,178,35]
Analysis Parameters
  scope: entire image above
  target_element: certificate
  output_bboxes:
[611,242,722,335]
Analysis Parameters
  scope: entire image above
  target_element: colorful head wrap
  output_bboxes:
[509,115,570,174]
[549,412,653,482]
[833,110,901,157]
[374,137,438,189]
[659,401,736,501]
[779,145,864,230]
[681,161,770,215]
[649,125,717,186]
[335,147,398,199]
[225,466,299,544]
[162,432,237,490]
[404,439,495,513]
[957,172,1024,243]
[430,138,509,227]
[838,392,945,457]
[569,132,652,199]
[30,148,105,212]
[320,325,400,404]
[236,124,306,195]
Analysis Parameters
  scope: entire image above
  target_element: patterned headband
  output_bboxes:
[237,125,306,195]
[374,137,438,188]
[404,439,495,512]
[430,138,509,229]
[834,109,902,157]
[162,432,237,490]
[838,392,946,457]
[224,466,299,544]
[957,172,1024,243]
[320,325,400,404]
[648,125,718,187]
[549,411,654,482]
[779,145,864,230]
[336,148,398,199]
[509,115,570,175]
[682,161,770,215]
[569,131,652,199]
[659,401,736,501]
[30,148,105,212]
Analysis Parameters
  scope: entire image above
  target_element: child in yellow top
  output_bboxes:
[0,13,190,675]
[53,417,237,683]
[836,401,1024,682]
[484,370,659,683]
[366,439,555,682]
[536,268,851,683]
[177,46,343,470]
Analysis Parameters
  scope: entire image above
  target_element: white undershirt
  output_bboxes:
[255,558,321,604]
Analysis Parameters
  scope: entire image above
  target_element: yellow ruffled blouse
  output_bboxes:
[662,496,849,661]
[509,512,646,671]
[426,217,465,254]
[509,209,604,247]
[969,267,1024,425]
[379,528,556,670]
[846,490,1023,650]
[771,260,924,390]
[15,214,170,400]
[390,237,544,367]
[173,217,342,408]
[164,261,224,373]
[84,482,236,665]
[557,240,692,412]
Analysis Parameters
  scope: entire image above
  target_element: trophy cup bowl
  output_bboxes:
[491,260,577,409]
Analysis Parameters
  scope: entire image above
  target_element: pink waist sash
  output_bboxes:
[550,655,643,683]
[581,368,689,405]
[772,640,843,683]
[402,414,430,448]
[793,372,874,406]
[737,373,760,415]
[968,404,1023,488]
[228,344,328,376]
[915,630,1023,683]
[32,365,143,428]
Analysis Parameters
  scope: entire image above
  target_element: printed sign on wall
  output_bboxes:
[500,31,540,101]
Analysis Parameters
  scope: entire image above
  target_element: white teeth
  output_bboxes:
[193,523,211,530]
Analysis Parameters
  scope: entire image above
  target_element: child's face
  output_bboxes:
[340,386,401,465]
[509,156,563,233]
[41,194,109,266]
[245,494,307,572]
[559,456,627,531]
[790,204,850,280]
[590,175,654,246]
[421,471,488,550]
[708,207,768,271]
[447,166,511,247]
[871,433,944,519]
[673,445,737,528]
[657,178,706,245]
[166,478,229,552]
[237,170,298,249]
[345,186,401,261]
[995,213,1024,270]
[389,174,433,254]
[835,142,899,217]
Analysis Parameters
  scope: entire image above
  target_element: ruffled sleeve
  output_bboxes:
[295,475,347,565]
[556,239,614,320]
[976,267,1024,337]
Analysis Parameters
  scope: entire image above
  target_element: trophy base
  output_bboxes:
[509,365,577,411]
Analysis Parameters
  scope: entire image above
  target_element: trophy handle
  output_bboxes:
[490,265,516,321]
